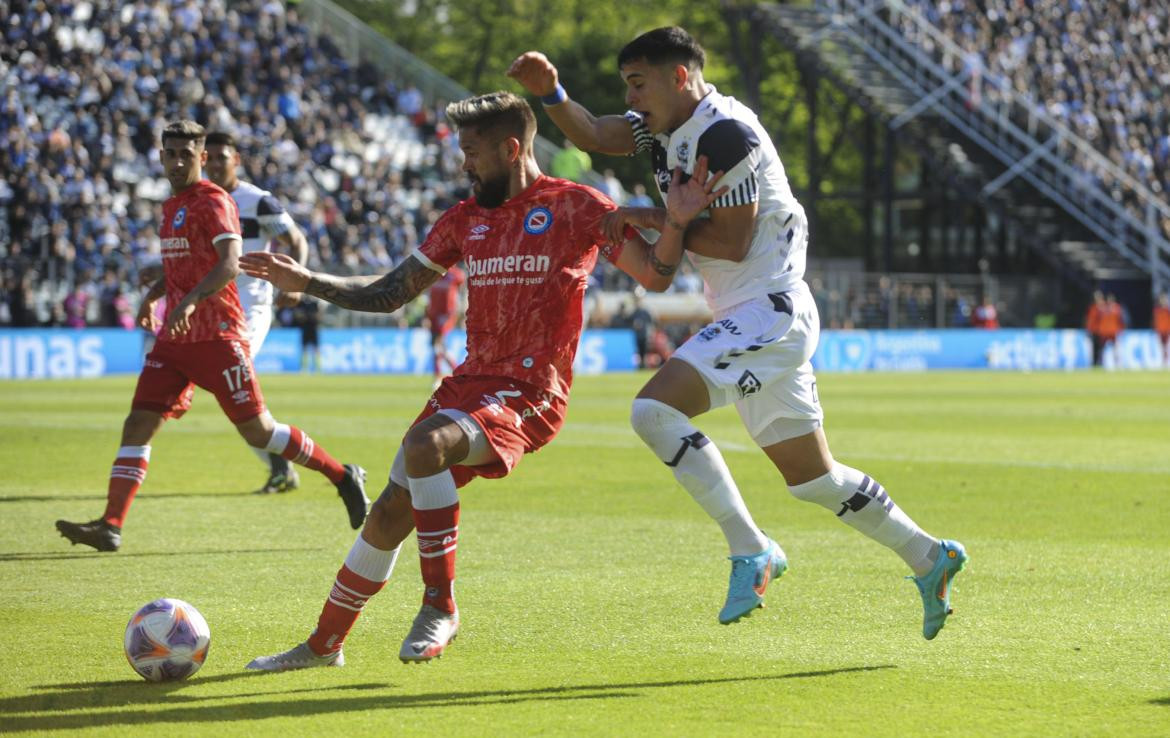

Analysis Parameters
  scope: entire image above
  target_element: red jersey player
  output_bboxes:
[55,121,369,553]
[425,263,465,383]
[242,92,725,670]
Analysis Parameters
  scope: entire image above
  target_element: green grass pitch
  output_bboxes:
[1,370,1167,736]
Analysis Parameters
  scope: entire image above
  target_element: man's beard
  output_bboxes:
[473,173,509,208]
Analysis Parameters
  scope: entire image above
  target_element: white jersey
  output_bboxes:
[230,180,297,310]
[626,86,808,311]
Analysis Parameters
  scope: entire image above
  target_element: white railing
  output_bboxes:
[811,0,1170,293]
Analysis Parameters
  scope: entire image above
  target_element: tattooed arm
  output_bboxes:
[239,251,441,313]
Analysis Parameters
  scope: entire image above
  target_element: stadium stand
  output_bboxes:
[9,0,1164,333]
[0,0,476,328]
[897,0,1170,202]
[0,0,693,331]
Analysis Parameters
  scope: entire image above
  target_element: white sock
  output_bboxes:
[408,470,459,510]
[117,445,151,461]
[630,398,768,555]
[788,463,939,575]
[249,444,271,468]
[248,411,277,469]
[264,422,291,454]
[344,535,400,582]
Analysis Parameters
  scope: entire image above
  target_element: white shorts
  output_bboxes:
[673,285,823,445]
[243,303,273,359]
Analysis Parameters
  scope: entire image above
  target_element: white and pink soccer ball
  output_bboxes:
[123,598,210,682]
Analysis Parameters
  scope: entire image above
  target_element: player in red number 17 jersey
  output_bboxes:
[425,264,465,384]
[157,179,248,344]
[55,121,369,554]
[242,91,724,671]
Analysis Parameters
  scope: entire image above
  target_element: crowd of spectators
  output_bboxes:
[0,0,1067,334]
[0,0,706,330]
[0,0,473,328]
[897,0,1170,232]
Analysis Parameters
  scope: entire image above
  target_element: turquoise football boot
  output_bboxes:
[912,539,968,640]
[718,539,788,624]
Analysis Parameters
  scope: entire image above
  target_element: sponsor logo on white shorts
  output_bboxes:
[717,319,741,336]
[737,370,762,398]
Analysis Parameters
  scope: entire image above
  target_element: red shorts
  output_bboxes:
[429,312,457,339]
[132,339,266,423]
[411,375,566,488]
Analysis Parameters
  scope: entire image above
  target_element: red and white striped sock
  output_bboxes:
[306,536,399,656]
[412,502,460,614]
[102,445,150,528]
[265,423,344,484]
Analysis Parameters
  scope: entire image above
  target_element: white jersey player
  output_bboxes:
[205,132,309,494]
[229,178,299,349]
[510,28,967,640]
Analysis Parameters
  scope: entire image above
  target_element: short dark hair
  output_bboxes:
[161,120,206,147]
[446,91,536,146]
[205,131,237,150]
[618,26,706,71]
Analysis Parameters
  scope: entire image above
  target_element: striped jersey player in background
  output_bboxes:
[139,131,312,495]
[204,130,312,495]
[510,26,968,640]
[55,121,368,553]
[242,91,724,669]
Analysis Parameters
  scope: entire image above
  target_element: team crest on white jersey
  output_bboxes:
[172,207,187,229]
[523,207,553,234]
[676,140,690,167]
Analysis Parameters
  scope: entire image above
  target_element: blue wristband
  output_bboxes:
[541,83,568,106]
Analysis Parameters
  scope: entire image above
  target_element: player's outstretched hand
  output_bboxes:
[666,155,728,227]
[164,299,196,338]
[239,252,312,293]
[507,52,559,97]
[601,207,666,245]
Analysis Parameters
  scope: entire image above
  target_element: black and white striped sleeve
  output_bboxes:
[256,193,295,238]
[696,119,761,208]
[623,110,654,155]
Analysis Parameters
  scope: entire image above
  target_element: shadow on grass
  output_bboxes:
[0,674,390,717]
[1,665,893,730]
[0,491,254,503]
[1152,696,1170,706]
[0,547,324,563]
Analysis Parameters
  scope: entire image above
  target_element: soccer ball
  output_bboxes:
[123,598,211,682]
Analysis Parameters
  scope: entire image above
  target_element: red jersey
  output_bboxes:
[426,265,466,319]
[1154,305,1170,336]
[1099,303,1125,339]
[158,180,247,344]
[417,176,625,398]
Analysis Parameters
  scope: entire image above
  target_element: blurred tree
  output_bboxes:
[332,0,869,256]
